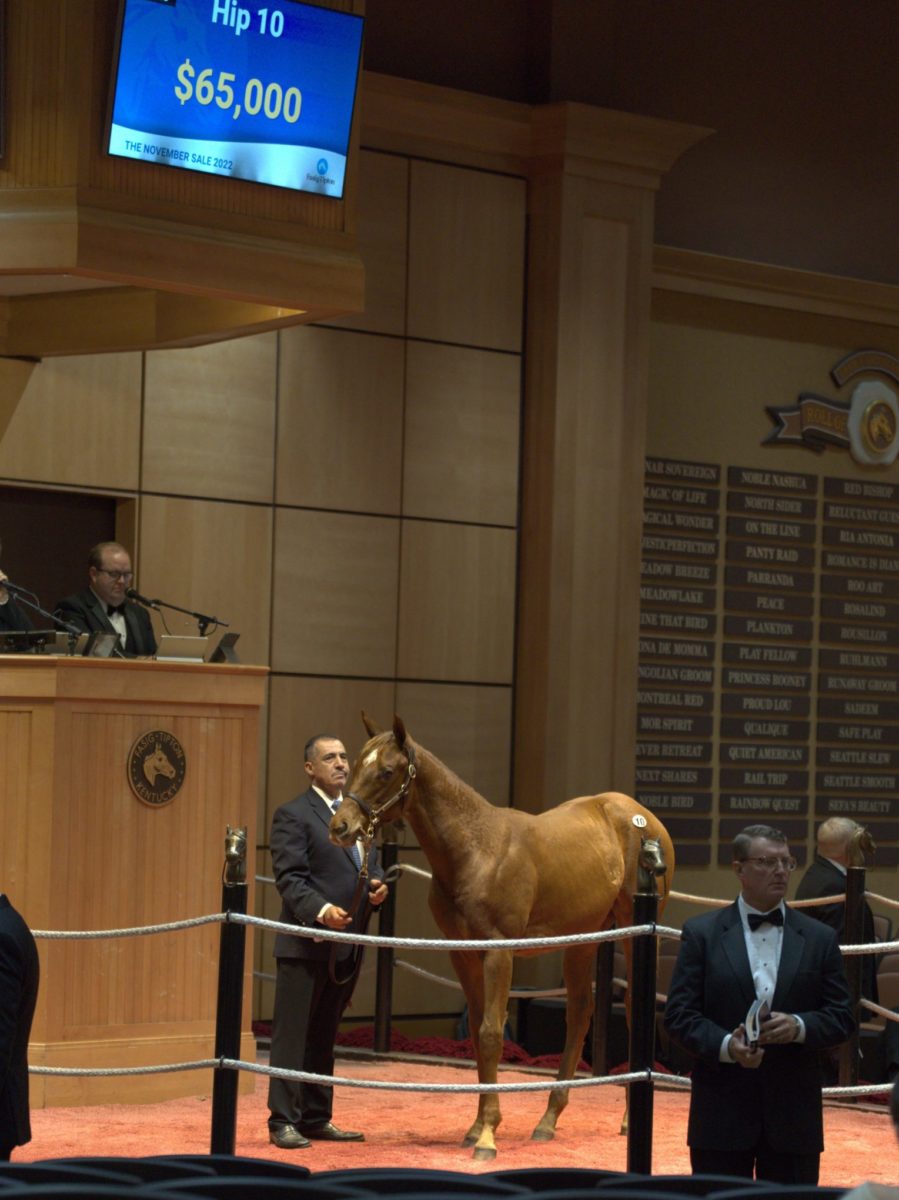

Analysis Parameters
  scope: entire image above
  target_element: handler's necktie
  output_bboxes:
[747,908,783,931]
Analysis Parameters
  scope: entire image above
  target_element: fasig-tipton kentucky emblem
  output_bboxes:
[128,730,186,807]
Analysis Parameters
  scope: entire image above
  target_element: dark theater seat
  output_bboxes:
[313,1168,528,1195]
[596,1175,766,1195]
[489,1168,637,1190]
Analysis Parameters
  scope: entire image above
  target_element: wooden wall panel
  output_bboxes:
[407,161,526,352]
[271,509,400,677]
[403,342,520,525]
[139,496,273,667]
[648,321,848,464]
[394,682,513,806]
[397,521,516,683]
[328,150,409,337]
[276,327,404,513]
[0,353,142,489]
[264,676,397,822]
[143,334,277,503]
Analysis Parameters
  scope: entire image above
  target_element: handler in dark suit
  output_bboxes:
[0,895,39,1161]
[665,823,854,1185]
[267,734,387,1150]
[56,541,156,657]
[795,816,879,1003]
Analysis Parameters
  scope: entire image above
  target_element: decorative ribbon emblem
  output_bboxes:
[765,350,899,466]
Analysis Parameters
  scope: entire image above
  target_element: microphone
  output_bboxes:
[125,587,160,609]
[0,579,34,597]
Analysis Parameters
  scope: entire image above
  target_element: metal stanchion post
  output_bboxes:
[839,864,866,1089]
[373,841,398,1054]
[210,826,248,1155]
[593,939,615,1075]
[627,888,659,1177]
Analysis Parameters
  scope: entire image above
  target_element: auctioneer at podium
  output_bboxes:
[55,541,157,657]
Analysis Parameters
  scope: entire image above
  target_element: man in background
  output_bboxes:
[0,894,39,1161]
[267,734,388,1150]
[0,539,34,633]
[665,823,854,1184]
[56,541,157,657]
[795,816,879,1004]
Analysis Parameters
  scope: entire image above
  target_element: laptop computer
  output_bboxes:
[154,635,209,662]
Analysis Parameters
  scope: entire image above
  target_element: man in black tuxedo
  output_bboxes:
[0,895,40,1161]
[267,734,387,1150]
[56,541,157,657]
[665,823,854,1184]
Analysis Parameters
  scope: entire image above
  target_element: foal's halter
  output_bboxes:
[345,739,417,841]
[328,740,416,988]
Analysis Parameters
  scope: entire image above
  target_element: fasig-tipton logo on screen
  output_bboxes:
[107,0,364,198]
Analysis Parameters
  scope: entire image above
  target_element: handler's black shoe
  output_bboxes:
[299,1121,364,1142]
[269,1123,312,1149]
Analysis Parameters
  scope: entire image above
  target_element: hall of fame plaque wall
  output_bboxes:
[636,456,899,868]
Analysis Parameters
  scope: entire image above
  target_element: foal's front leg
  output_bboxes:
[469,946,514,1160]
[449,950,487,1149]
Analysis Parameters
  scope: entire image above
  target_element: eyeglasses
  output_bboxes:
[739,856,798,872]
[97,569,133,582]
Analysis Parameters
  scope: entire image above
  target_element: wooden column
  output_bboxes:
[514,104,710,812]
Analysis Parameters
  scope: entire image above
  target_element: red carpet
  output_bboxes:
[17,1053,897,1189]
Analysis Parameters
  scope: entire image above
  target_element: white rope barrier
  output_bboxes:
[227,1057,648,1094]
[860,998,899,1025]
[27,902,899,1108]
[32,913,226,939]
[384,862,433,882]
[26,1054,897,1104]
[668,890,730,907]
[31,1060,217,1077]
[394,958,570,999]
[33,912,899,962]
[235,912,670,952]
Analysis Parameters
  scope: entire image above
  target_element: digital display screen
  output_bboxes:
[107,0,364,199]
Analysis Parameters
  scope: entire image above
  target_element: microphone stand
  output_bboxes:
[131,592,228,638]
[1,584,84,655]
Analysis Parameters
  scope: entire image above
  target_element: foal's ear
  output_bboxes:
[393,714,407,748]
[361,711,381,738]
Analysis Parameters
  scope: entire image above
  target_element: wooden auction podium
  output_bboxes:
[0,655,268,1107]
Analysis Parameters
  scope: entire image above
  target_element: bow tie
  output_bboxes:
[107,603,126,616]
[748,908,783,931]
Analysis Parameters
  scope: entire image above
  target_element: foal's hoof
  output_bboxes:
[472,1146,497,1162]
[531,1128,555,1143]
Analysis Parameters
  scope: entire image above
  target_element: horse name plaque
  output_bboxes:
[128,730,187,807]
